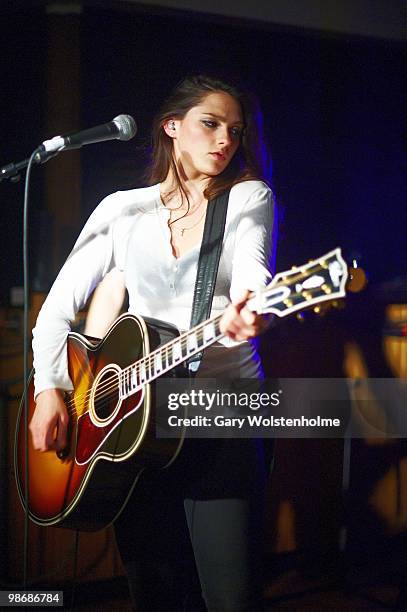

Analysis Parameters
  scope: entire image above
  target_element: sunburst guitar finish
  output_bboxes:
[15,248,349,531]
[15,314,184,531]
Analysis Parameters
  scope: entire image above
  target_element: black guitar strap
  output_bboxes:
[188,188,230,375]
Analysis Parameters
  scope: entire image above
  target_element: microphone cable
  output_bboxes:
[17,116,136,600]
[21,154,82,611]
[22,149,38,591]
[21,151,111,611]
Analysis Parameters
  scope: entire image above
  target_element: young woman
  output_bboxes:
[30,75,277,611]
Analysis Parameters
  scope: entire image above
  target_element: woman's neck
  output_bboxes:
[160,170,209,206]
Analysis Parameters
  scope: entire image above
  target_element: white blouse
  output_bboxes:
[32,180,276,396]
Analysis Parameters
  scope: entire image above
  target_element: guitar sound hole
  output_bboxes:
[94,369,120,420]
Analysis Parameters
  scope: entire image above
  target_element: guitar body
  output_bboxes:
[15,313,185,531]
[15,248,349,531]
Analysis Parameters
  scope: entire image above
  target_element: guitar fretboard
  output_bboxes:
[117,247,348,399]
[119,315,223,398]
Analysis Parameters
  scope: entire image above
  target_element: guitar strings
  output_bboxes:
[64,324,220,416]
[64,281,326,417]
[63,313,224,416]
[64,282,327,417]
[63,265,330,416]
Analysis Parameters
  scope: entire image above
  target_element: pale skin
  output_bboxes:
[30,91,270,452]
[84,268,126,338]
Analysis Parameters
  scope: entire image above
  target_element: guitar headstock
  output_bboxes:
[249,248,348,318]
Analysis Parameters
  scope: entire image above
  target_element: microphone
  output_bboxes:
[40,114,137,154]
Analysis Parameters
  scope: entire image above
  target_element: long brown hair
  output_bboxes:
[148,75,270,201]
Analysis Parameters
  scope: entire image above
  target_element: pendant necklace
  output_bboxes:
[171,200,207,236]
[178,209,206,236]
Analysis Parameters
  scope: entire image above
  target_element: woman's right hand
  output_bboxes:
[29,388,69,452]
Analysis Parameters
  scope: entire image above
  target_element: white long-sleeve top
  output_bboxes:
[32,180,276,396]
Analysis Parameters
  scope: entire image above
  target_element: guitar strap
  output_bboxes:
[187,188,230,375]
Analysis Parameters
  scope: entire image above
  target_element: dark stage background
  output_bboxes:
[0,0,406,601]
[0,3,405,298]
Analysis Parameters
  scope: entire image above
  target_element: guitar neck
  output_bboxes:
[119,314,224,398]
[118,247,348,398]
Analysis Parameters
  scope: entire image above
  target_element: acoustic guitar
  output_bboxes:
[15,248,348,530]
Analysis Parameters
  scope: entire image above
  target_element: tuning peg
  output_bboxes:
[346,253,368,293]
[347,265,367,293]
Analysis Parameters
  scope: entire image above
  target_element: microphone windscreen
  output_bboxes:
[113,114,137,141]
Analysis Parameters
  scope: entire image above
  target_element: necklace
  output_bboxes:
[169,198,207,236]
[172,207,207,236]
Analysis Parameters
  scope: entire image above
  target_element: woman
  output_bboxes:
[30,75,277,611]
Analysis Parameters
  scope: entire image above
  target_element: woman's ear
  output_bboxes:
[163,119,177,138]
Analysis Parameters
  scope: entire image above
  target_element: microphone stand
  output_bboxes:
[0,149,58,183]
[1,146,59,593]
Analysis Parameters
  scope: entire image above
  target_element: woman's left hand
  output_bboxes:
[219,290,270,341]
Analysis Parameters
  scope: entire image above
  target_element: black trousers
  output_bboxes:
[114,439,271,612]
